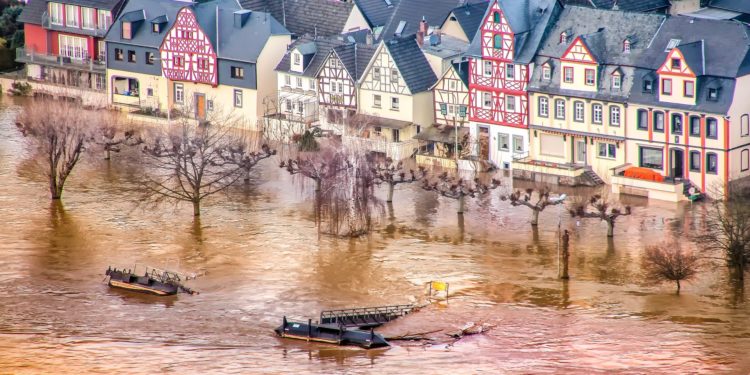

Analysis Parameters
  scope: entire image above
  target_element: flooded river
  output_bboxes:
[1,99,750,374]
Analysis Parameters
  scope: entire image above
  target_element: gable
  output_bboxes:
[561,37,597,64]
[657,48,696,77]
[160,7,218,86]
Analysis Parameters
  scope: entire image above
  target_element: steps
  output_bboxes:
[581,169,604,186]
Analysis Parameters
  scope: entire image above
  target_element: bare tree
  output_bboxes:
[642,241,700,292]
[93,111,143,160]
[279,145,350,192]
[569,194,632,237]
[140,115,274,217]
[15,99,94,200]
[422,172,500,214]
[501,186,565,226]
[371,156,425,202]
[693,188,750,281]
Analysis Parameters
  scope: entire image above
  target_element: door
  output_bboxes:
[575,139,587,164]
[671,149,684,179]
[195,94,206,120]
[478,126,490,160]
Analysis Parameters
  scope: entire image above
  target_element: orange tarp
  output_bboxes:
[623,167,664,182]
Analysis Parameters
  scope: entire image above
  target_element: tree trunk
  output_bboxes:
[531,209,540,226]
[105,148,111,160]
[49,177,62,200]
[315,178,321,192]
[560,230,570,280]
[192,200,201,217]
[606,219,614,237]
[244,168,251,184]
[387,183,394,203]
[676,279,681,293]
[457,195,465,214]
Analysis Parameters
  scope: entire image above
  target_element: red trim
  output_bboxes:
[661,78,672,95]
[563,67,574,83]
[560,58,598,66]
[561,37,598,64]
[648,108,653,142]
[585,69,595,86]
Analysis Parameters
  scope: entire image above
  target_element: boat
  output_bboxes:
[105,265,198,296]
[274,316,389,349]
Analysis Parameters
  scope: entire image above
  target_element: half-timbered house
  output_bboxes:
[316,42,377,133]
[352,34,438,160]
[465,0,561,169]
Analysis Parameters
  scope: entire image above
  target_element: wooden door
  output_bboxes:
[196,94,206,119]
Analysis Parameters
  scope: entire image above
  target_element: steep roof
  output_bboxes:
[454,61,469,86]
[239,0,354,37]
[383,34,438,93]
[105,0,184,48]
[628,69,737,114]
[355,0,399,28]
[331,42,378,80]
[466,0,562,64]
[536,6,665,67]
[445,1,490,42]
[709,0,750,14]
[275,35,345,77]
[378,0,469,41]
[562,0,670,12]
[20,0,125,25]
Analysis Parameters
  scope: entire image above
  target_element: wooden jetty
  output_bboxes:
[319,304,415,329]
[274,317,389,349]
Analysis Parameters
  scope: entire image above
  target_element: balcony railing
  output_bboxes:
[17,48,106,73]
[342,135,418,161]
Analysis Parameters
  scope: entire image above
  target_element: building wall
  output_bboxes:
[107,68,166,110]
[167,80,259,127]
[106,42,162,76]
[24,24,48,54]
[359,89,414,122]
[342,5,370,32]
[727,74,750,182]
[558,61,597,93]
[257,34,292,120]
[217,59,257,90]
[440,13,468,43]
[412,91,435,127]
[433,67,468,126]
[423,53,445,78]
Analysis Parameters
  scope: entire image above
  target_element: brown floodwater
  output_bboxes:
[1,98,750,374]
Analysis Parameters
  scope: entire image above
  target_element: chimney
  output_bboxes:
[234,10,251,28]
[419,16,428,35]
[366,33,373,45]
[416,31,424,48]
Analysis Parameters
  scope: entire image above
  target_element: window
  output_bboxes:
[653,111,665,132]
[146,88,153,97]
[563,67,573,83]
[585,69,595,86]
[513,135,524,153]
[689,151,701,172]
[115,48,123,61]
[440,103,447,115]
[285,74,291,86]
[392,129,400,142]
[493,12,500,23]
[285,99,292,112]
[337,82,343,93]
[706,153,718,174]
[560,32,567,44]
[145,52,154,65]
[49,3,63,25]
[296,77,303,87]
[127,50,136,63]
[671,58,681,70]
[484,61,492,76]
[665,39,681,52]
[689,116,700,136]
[611,74,621,89]
[494,35,502,49]
[98,40,106,61]
[708,88,718,101]
[174,55,184,68]
[207,100,214,112]
[59,35,88,60]
[122,22,132,40]
[373,94,381,108]
[391,69,399,84]
[459,105,467,118]
[623,40,631,53]
[684,81,694,98]
[498,133,509,151]
[555,99,565,119]
[97,10,112,30]
[65,4,79,27]
[391,97,399,110]
[197,58,208,70]
[538,97,548,117]
[152,23,160,33]
[610,106,620,126]
[506,63,515,79]
[637,109,648,130]
[175,83,184,104]
[706,118,718,139]
[234,89,243,108]
[293,53,300,65]
[309,79,316,90]
[373,67,380,80]
[542,66,551,80]
[540,134,565,157]
[231,66,244,79]
[742,149,749,171]
[81,7,95,29]
[506,95,515,111]
[661,78,672,95]
[592,104,602,124]
[598,142,616,159]
[640,147,663,170]
[297,100,304,114]
[573,101,584,122]
[742,115,749,137]
[483,92,492,108]
[643,80,653,93]
[671,113,683,134]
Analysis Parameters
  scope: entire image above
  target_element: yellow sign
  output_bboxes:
[431,281,448,292]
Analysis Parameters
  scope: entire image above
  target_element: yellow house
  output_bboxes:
[352,35,437,160]
[521,7,665,186]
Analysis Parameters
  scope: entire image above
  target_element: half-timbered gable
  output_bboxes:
[432,61,469,126]
[160,8,218,86]
[655,41,701,106]
[559,35,601,92]
[318,43,377,110]
[360,42,409,96]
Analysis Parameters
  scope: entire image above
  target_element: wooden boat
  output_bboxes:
[274,316,389,349]
[105,266,198,296]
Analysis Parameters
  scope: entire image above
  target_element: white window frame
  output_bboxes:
[175,83,184,104]
[498,133,509,151]
[58,34,88,60]
[81,7,95,30]
[505,63,515,79]
[610,106,621,126]
[611,74,621,89]
[391,97,399,111]
[555,99,565,120]
[234,89,243,108]
[484,61,492,76]
[597,142,616,159]
[542,66,551,80]
[373,94,381,108]
[593,104,602,124]
[483,92,492,108]
[49,3,64,26]
[97,10,112,30]
[506,95,515,112]
[65,4,79,28]
[574,101,584,122]
[538,96,548,117]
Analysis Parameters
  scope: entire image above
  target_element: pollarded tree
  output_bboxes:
[568,194,632,237]
[501,186,565,226]
[422,172,501,215]
[279,145,351,192]
[642,241,700,293]
[94,111,143,160]
[371,156,425,202]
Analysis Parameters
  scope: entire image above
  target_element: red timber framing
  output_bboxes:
[318,51,356,109]
[160,8,217,86]
[468,0,529,129]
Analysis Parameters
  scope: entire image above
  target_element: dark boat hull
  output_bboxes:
[275,320,389,349]
[106,269,178,296]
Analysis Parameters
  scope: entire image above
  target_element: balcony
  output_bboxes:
[512,157,603,186]
[17,48,106,73]
[41,11,109,37]
[609,164,686,202]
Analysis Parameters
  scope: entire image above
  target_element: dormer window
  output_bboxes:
[559,32,567,44]
[542,65,551,80]
[623,40,631,53]
[611,74,621,90]
[293,53,300,65]
[643,80,653,93]
[665,39,680,52]
[152,23,160,33]
[122,21,132,40]
[708,88,719,101]
[671,58,681,70]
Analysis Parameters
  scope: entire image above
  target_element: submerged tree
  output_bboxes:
[94,111,142,160]
[501,186,565,226]
[693,188,750,281]
[140,118,274,217]
[569,194,631,237]
[642,241,700,293]
[280,146,350,192]
[15,99,95,200]
[422,172,500,215]
[371,157,425,202]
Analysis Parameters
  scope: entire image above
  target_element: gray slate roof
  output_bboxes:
[275,35,346,77]
[20,0,125,25]
[709,0,750,14]
[383,34,438,93]
[239,0,354,37]
[628,69,737,114]
[354,0,399,28]
[562,0,670,12]
[466,0,563,64]
[444,1,490,42]
[378,0,471,41]
[330,42,378,80]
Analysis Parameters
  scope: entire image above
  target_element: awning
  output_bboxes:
[414,125,469,143]
[530,124,625,142]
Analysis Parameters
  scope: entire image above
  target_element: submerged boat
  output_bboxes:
[274,316,389,349]
[105,265,198,296]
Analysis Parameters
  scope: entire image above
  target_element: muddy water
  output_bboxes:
[1,99,749,374]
